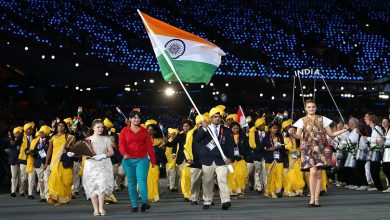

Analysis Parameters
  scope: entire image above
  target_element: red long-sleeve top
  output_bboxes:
[119,126,156,165]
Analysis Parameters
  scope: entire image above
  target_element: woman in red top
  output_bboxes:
[119,111,156,212]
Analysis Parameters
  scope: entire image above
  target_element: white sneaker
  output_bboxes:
[336,183,342,187]
[345,185,353,188]
[356,186,369,191]
[382,188,390,192]
[368,187,378,191]
[349,185,358,189]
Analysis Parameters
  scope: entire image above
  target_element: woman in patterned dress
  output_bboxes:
[290,100,348,207]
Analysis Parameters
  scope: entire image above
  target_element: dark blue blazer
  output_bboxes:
[253,131,265,161]
[168,133,187,165]
[5,137,22,166]
[33,139,50,168]
[261,134,285,164]
[233,133,250,162]
[194,125,235,166]
[191,129,203,168]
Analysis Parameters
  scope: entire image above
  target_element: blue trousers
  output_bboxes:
[122,157,150,207]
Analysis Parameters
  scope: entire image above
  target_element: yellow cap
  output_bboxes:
[13,126,23,135]
[168,128,179,135]
[23,122,34,131]
[282,119,293,130]
[145,119,158,127]
[103,118,113,128]
[39,125,52,135]
[226,114,238,122]
[63,118,73,124]
[255,117,266,128]
[110,127,116,133]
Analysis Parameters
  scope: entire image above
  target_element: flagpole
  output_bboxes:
[138,10,233,173]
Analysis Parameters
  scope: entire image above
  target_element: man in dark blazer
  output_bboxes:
[195,107,234,210]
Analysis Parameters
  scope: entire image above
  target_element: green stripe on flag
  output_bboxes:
[156,54,217,84]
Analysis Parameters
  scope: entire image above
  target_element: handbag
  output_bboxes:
[60,150,74,168]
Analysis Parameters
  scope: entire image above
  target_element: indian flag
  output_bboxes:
[138,10,225,84]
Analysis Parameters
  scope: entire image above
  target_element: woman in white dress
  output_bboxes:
[83,120,115,216]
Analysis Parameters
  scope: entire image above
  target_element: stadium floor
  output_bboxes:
[1,178,389,220]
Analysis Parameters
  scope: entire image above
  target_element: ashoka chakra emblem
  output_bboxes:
[164,39,186,59]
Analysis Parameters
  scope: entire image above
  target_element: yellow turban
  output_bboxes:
[23,122,34,131]
[168,128,179,135]
[209,107,224,117]
[39,125,52,135]
[264,125,269,132]
[195,113,210,124]
[13,126,23,135]
[282,119,293,130]
[103,118,114,128]
[110,127,116,133]
[226,114,238,122]
[63,118,73,124]
[255,117,266,128]
[145,119,158,127]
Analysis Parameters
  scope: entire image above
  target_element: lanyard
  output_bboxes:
[270,135,279,148]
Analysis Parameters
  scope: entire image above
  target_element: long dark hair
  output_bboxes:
[51,121,70,139]
[230,122,242,134]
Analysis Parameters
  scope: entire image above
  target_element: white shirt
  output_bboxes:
[358,136,368,150]
[384,128,390,146]
[347,129,358,144]
[367,125,384,146]
[203,124,221,137]
[293,116,333,129]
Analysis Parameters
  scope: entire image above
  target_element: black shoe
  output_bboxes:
[308,203,315,207]
[191,201,198,205]
[211,201,215,206]
[10,193,16,197]
[39,198,46,202]
[249,186,254,191]
[131,207,138,212]
[20,193,25,197]
[170,188,178,192]
[115,189,120,192]
[27,195,35,199]
[141,203,150,212]
[314,203,321,207]
[222,202,231,210]
[203,205,210,210]
[72,195,76,199]
[74,192,80,196]
[184,198,190,202]
[320,190,325,196]
[257,190,263,194]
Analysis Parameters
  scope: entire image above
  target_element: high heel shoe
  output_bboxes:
[308,203,315,207]
[99,210,106,216]
[314,200,321,207]
[93,211,100,216]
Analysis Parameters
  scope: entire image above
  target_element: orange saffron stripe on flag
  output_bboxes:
[140,11,217,47]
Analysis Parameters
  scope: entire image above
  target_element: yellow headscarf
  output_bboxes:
[282,119,293,130]
[255,117,266,128]
[168,128,179,135]
[195,112,211,125]
[13,126,23,135]
[248,127,257,149]
[103,118,114,128]
[39,125,52,136]
[111,127,116,133]
[184,126,198,161]
[145,119,158,127]
[23,122,34,131]
[226,114,238,122]
[209,106,225,117]
[63,118,73,125]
